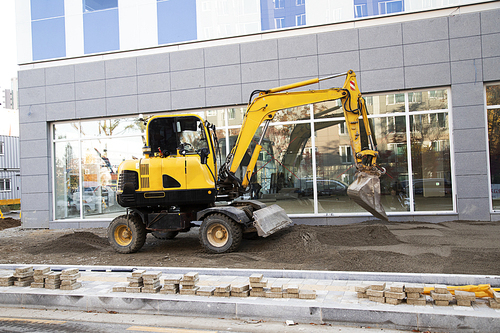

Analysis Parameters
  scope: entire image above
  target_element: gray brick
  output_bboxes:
[46,101,76,121]
[20,139,49,159]
[18,68,45,88]
[76,80,106,100]
[359,23,402,49]
[137,53,170,75]
[403,16,448,44]
[451,59,483,84]
[457,197,490,221]
[451,83,484,107]
[171,88,205,110]
[452,105,486,130]
[170,48,204,71]
[449,12,480,38]
[21,193,50,218]
[206,84,242,107]
[404,63,450,89]
[205,65,241,87]
[138,92,171,112]
[106,76,137,97]
[481,8,500,34]
[21,175,50,193]
[279,56,318,80]
[318,29,358,54]
[449,36,481,61]
[483,57,500,82]
[241,60,279,83]
[360,45,403,71]
[20,156,49,176]
[453,128,486,153]
[105,57,137,79]
[278,34,318,59]
[19,104,46,124]
[170,69,205,90]
[138,73,170,94]
[75,61,105,82]
[76,98,106,119]
[18,87,45,106]
[45,65,75,85]
[106,95,138,116]
[455,152,488,178]
[19,122,47,142]
[46,83,75,103]
[22,210,49,229]
[240,39,278,63]
[205,44,240,67]
[403,40,450,66]
[318,51,360,77]
[481,33,500,58]
[360,67,404,92]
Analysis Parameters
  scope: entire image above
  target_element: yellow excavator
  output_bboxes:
[108,70,387,254]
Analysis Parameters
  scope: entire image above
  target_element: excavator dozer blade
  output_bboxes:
[253,204,293,237]
[347,171,388,221]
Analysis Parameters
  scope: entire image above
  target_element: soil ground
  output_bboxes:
[0,217,499,275]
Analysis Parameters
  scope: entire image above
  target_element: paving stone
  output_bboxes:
[132,270,146,277]
[366,289,384,297]
[250,279,268,288]
[180,286,199,295]
[33,276,45,283]
[299,290,316,299]
[13,271,34,279]
[286,285,299,294]
[183,272,199,281]
[405,284,424,293]
[283,292,299,298]
[491,288,500,302]
[143,271,162,279]
[455,290,476,301]
[162,283,179,290]
[270,285,283,292]
[434,300,450,306]
[128,282,144,288]
[214,291,231,297]
[61,279,78,286]
[457,299,472,307]
[232,284,249,292]
[127,277,143,283]
[250,288,268,297]
[406,292,422,299]
[385,297,402,305]
[30,283,45,288]
[44,283,60,289]
[197,286,215,296]
[181,279,199,286]
[44,272,61,280]
[389,283,405,293]
[370,282,386,291]
[112,283,128,292]
[355,285,370,293]
[231,290,249,297]
[407,295,426,306]
[431,290,453,301]
[215,284,231,292]
[357,292,369,298]
[385,291,405,299]
[163,275,182,284]
[61,273,81,280]
[266,291,283,298]
[60,282,82,290]
[14,279,33,287]
[249,274,263,283]
[15,266,33,274]
[434,284,448,294]
[61,268,79,276]
[34,267,50,275]
[489,298,500,308]
[250,287,264,292]
[126,286,142,293]
[142,286,161,293]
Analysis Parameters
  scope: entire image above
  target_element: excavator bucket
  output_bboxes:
[253,204,293,237]
[347,171,388,221]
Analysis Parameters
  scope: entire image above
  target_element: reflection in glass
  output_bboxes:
[410,113,452,211]
[487,85,500,106]
[274,106,310,122]
[54,141,80,219]
[227,107,246,126]
[313,100,344,119]
[409,89,447,111]
[80,118,145,138]
[54,122,80,140]
[365,94,405,115]
[488,108,500,210]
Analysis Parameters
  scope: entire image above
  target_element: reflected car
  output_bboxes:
[301,179,349,197]
[400,178,452,197]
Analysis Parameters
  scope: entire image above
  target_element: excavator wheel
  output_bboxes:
[108,214,146,254]
[199,213,243,254]
[152,231,179,240]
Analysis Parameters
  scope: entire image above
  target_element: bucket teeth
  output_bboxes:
[253,204,292,237]
[347,171,388,221]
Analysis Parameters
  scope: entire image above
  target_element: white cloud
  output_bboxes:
[0,1,19,91]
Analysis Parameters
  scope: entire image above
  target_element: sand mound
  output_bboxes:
[0,217,21,231]
[27,231,110,254]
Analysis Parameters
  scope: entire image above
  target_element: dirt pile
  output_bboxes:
[26,232,110,255]
[0,217,21,231]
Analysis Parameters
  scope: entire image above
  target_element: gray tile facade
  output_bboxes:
[17,8,500,228]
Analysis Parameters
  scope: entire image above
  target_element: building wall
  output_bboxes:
[18,4,500,228]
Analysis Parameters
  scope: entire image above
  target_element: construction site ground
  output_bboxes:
[0,216,500,276]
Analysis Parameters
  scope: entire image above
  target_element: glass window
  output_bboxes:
[296,14,306,26]
[0,142,3,155]
[80,118,145,138]
[31,0,64,20]
[0,179,11,191]
[31,17,66,61]
[275,0,285,9]
[83,0,117,12]
[365,93,405,115]
[313,100,343,119]
[83,8,119,54]
[54,122,80,140]
[227,107,246,126]
[54,141,80,219]
[409,89,448,111]
[487,84,500,211]
[157,0,197,45]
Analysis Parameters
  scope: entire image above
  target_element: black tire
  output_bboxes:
[107,214,146,254]
[152,231,179,240]
[199,214,243,254]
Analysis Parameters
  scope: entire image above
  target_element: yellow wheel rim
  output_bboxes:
[207,223,228,247]
[114,225,132,246]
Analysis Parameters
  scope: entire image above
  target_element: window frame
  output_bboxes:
[0,178,11,192]
[485,82,500,213]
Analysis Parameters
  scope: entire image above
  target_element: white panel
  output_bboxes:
[15,0,32,64]
[64,0,84,57]
[119,0,158,51]
[197,0,261,40]
[306,0,354,26]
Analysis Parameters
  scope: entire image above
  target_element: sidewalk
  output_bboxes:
[1,264,499,332]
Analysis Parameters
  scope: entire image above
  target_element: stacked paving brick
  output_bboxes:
[365,282,386,303]
[247,274,315,299]
[60,268,82,290]
[489,289,500,308]
[0,271,15,287]
[405,284,426,305]
[231,284,250,297]
[14,266,34,287]
[430,284,453,306]
[283,284,299,298]
[249,274,268,297]
[455,290,476,307]
[142,271,162,293]
[214,283,231,297]
[160,275,181,294]
[385,283,405,305]
[44,272,61,289]
[126,269,145,293]
[31,266,50,288]
[179,272,199,295]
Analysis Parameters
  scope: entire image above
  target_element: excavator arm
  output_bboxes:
[219,70,388,220]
